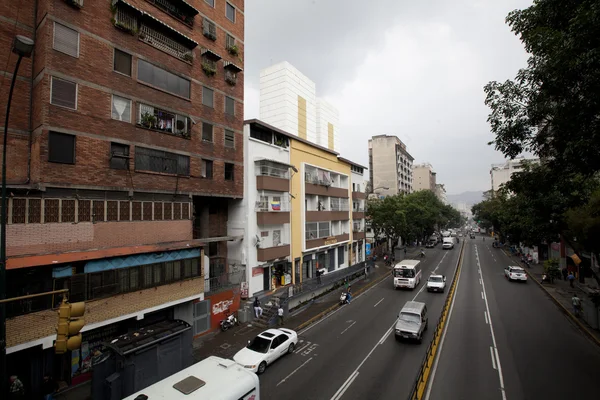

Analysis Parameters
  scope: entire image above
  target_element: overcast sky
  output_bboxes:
[242,0,533,195]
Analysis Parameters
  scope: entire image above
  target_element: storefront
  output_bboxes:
[302,242,349,280]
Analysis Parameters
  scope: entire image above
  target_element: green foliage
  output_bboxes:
[543,259,561,281]
[484,0,600,177]
[564,188,600,258]
[367,191,459,247]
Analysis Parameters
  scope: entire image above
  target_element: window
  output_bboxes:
[202,18,217,40]
[202,87,214,107]
[50,77,77,109]
[224,130,235,148]
[226,2,235,22]
[226,34,235,50]
[135,146,190,176]
[202,123,213,142]
[250,126,272,144]
[224,163,234,181]
[111,95,131,122]
[318,221,330,238]
[273,230,281,247]
[53,22,79,57]
[114,49,132,76]
[205,0,215,7]
[48,132,75,164]
[305,222,317,240]
[110,142,130,170]
[138,103,190,137]
[202,159,213,178]
[225,96,235,115]
[137,60,191,99]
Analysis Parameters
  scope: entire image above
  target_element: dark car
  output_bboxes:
[425,241,435,248]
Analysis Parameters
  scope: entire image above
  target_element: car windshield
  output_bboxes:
[247,336,271,353]
[429,276,443,282]
[511,269,523,274]
[399,312,421,324]
[394,268,415,278]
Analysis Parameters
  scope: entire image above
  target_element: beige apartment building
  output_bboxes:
[412,163,437,192]
[368,135,414,197]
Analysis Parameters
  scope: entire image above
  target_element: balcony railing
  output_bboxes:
[225,69,237,86]
[115,7,138,32]
[140,24,193,62]
[256,164,289,179]
[205,269,245,296]
[255,200,290,212]
[147,0,197,27]
[330,204,350,212]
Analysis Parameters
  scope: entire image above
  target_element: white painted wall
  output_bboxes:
[316,98,340,152]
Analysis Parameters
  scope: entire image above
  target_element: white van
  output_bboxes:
[393,260,422,289]
[442,237,455,249]
[123,356,260,400]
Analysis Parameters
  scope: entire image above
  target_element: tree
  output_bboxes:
[484,0,600,177]
[565,188,600,259]
[366,195,408,252]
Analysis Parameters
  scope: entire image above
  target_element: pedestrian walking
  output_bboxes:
[277,305,284,326]
[572,293,582,317]
[316,269,321,284]
[253,297,263,319]
[42,375,58,400]
[404,247,407,257]
[9,375,25,400]
[567,271,575,288]
[347,286,352,303]
[562,268,568,281]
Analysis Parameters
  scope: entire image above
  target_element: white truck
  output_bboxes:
[123,356,260,400]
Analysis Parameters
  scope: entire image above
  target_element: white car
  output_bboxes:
[504,266,527,282]
[233,328,298,374]
[426,274,446,292]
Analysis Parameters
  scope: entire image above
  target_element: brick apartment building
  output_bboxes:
[0,0,244,396]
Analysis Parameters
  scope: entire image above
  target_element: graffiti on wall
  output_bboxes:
[212,299,234,315]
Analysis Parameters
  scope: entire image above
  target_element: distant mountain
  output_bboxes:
[446,191,484,206]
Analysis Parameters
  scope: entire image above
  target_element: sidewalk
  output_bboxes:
[192,258,398,362]
[503,250,600,346]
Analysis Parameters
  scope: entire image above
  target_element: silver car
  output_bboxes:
[395,301,428,343]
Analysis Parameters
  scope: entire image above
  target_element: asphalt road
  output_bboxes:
[257,242,462,400]
[427,237,600,400]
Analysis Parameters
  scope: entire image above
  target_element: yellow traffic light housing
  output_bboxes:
[55,299,86,354]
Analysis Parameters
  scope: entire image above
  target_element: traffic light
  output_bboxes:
[55,298,86,354]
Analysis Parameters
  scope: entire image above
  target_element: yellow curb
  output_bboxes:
[294,270,390,332]
[501,249,600,348]
[414,241,465,400]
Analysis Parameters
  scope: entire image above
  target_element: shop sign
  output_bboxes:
[252,267,264,277]
[241,282,249,299]
[324,236,337,245]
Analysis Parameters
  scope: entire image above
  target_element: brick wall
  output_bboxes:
[1,0,244,197]
[6,276,204,348]
[7,219,192,257]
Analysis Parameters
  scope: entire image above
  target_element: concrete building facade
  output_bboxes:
[0,0,245,394]
[490,157,540,192]
[435,183,448,205]
[259,61,339,152]
[412,163,436,192]
[368,134,414,197]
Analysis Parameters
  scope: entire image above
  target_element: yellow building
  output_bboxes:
[289,137,354,283]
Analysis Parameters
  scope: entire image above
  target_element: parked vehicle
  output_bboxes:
[220,311,239,332]
[233,328,298,374]
[426,274,446,293]
[395,301,428,343]
[123,356,260,400]
[393,260,422,289]
[340,292,350,305]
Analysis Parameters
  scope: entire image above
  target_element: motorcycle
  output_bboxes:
[340,292,350,305]
[220,311,238,332]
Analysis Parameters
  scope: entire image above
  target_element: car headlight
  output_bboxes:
[245,365,256,369]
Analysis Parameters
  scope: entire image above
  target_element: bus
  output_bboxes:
[393,260,422,289]
[123,356,259,400]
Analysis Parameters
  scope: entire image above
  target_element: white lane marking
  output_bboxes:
[294,342,311,354]
[476,245,508,400]
[374,298,384,307]
[484,311,489,325]
[481,291,484,300]
[298,273,388,335]
[424,247,464,400]
[490,346,497,370]
[330,371,359,400]
[479,278,482,285]
[379,326,394,345]
[276,357,313,387]
[340,321,357,335]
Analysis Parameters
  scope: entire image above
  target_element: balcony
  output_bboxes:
[145,0,199,27]
[306,210,349,222]
[255,161,291,192]
[305,233,350,250]
[137,103,191,138]
[257,244,291,262]
[305,175,348,197]
[352,191,366,200]
[255,199,290,225]
[352,210,365,219]
[224,61,243,86]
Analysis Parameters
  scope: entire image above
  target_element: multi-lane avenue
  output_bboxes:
[254,236,600,400]
[426,239,600,400]
[257,242,462,400]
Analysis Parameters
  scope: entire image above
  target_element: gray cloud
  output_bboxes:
[244,0,533,194]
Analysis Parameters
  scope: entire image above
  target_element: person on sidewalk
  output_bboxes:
[316,269,321,284]
[568,271,575,288]
[42,375,58,400]
[562,268,568,281]
[572,293,582,317]
[277,305,284,326]
[253,297,263,319]
[9,375,25,400]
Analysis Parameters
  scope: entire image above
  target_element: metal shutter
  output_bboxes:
[53,22,79,57]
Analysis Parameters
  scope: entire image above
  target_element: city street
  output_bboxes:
[257,243,462,400]
[427,237,600,400]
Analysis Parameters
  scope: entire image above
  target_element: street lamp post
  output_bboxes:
[1,35,34,396]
